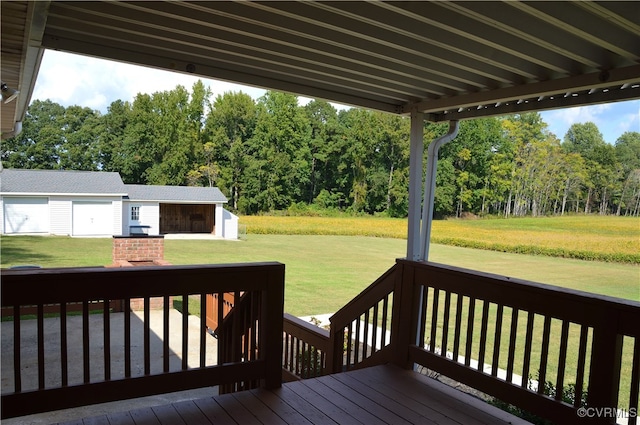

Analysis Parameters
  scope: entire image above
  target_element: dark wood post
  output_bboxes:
[392,260,420,369]
[262,264,285,389]
[587,307,624,425]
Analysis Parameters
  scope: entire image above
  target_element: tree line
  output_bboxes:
[3,81,639,217]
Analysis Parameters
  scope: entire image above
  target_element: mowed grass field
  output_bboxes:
[242,215,640,263]
[1,215,638,316]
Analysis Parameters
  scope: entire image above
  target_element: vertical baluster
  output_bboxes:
[60,302,68,387]
[418,286,429,348]
[37,304,45,390]
[243,295,250,362]
[381,294,389,347]
[354,316,361,364]
[522,311,535,389]
[302,342,307,378]
[251,291,259,361]
[13,305,21,393]
[362,309,370,359]
[477,301,490,373]
[346,323,353,369]
[452,294,463,363]
[163,295,170,373]
[537,316,552,394]
[555,320,570,401]
[429,289,439,353]
[200,293,206,368]
[574,325,589,407]
[144,297,150,375]
[491,304,504,377]
[231,291,241,364]
[629,337,639,425]
[283,333,289,371]
[288,334,294,372]
[182,294,189,370]
[371,302,379,354]
[465,298,476,367]
[506,309,519,384]
[103,299,111,381]
[83,301,90,384]
[295,338,301,376]
[124,298,131,378]
[441,291,451,358]
[216,292,224,345]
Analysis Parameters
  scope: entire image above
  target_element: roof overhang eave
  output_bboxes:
[410,65,640,121]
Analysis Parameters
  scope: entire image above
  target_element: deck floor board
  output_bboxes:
[56,364,531,425]
[232,390,289,425]
[151,404,186,425]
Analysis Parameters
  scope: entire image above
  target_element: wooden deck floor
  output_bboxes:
[56,364,531,425]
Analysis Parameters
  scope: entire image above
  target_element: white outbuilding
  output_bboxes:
[0,169,238,239]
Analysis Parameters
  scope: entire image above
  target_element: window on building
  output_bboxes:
[131,206,140,221]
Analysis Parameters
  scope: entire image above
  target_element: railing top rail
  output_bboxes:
[1,262,285,306]
[399,259,640,335]
[330,264,397,328]
[284,313,330,338]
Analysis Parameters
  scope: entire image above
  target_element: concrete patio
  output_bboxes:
[1,308,218,424]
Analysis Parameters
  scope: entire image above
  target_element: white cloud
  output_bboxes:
[541,101,640,143]
[545,104,611,129]
[615,110,640,137]
[32,50,266,112]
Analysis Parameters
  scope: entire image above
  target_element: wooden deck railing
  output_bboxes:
[1,262,284,419]
[216,291,262,394]
[327,264,397,373]
[282,313,330,381]
[325,259,640,425]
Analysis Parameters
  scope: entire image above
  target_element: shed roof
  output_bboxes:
[125,184,227,204]
[0,169,127,195]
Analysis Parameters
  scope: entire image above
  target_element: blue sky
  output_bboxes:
[33,50,639,144]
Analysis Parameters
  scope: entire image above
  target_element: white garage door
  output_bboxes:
[3,197,50,234]
[72,201,113,236]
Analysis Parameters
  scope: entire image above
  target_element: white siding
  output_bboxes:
[112,199,123,236]
[0,197,4,233]
[140,203,160,235]
[215,204,223,238]
[123,201,159,235]
[222,208,239,239]
[49,197,72,235]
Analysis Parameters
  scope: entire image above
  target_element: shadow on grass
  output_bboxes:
[0,236,55,267]
[172,296,202,318]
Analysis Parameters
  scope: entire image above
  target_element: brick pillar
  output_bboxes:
[110,236,171,310]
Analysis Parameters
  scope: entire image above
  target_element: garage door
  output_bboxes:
[3,197,50,234]
[72,201,113,236]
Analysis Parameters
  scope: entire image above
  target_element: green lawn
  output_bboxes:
[2,233,638,316]
[241,215,640,263]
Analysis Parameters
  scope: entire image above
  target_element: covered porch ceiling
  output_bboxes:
[2,1,639,137]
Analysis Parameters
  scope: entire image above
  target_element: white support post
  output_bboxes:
[406,109,424,260]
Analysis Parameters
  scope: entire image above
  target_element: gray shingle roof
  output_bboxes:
[125,184,227,204]
[0,169,228,203]
[0,169,127,195]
